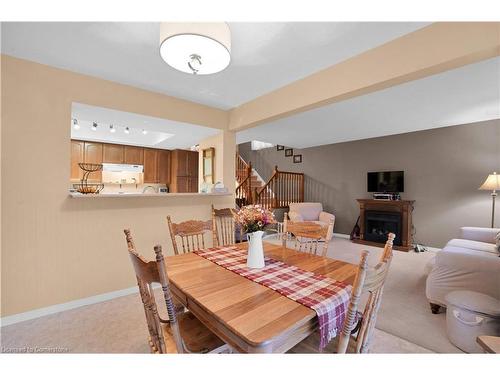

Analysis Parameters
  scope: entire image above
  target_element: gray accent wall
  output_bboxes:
[238,120,500,248]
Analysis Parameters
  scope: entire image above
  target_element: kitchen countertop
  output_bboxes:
[69,192,232,198]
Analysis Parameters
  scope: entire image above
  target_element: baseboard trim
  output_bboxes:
[333,233,441,252]
[1,286,140,327]
[333,232,351,239]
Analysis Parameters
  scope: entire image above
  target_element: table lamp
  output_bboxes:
[479,172,500,228]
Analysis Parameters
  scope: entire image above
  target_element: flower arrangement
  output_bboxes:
[234,205,276,233]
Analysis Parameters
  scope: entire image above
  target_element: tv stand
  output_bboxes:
[353,199,415,252]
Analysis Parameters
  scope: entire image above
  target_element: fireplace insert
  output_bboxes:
[364,210,402,246]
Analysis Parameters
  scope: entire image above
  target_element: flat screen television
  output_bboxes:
[367,171,404,193]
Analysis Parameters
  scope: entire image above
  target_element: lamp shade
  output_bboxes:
[159,22,231,75]
[479,172,500,191]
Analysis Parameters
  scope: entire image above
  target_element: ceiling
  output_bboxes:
[71,103,220,149]
[1,22,428,109]
[236,57,500,148]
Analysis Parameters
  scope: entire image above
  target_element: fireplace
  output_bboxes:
[364,211,402,246]
[354,199,414,251]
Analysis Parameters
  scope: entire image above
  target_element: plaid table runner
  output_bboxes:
[194,246,353,350]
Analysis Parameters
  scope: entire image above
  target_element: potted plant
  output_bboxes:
[234,205,276,268]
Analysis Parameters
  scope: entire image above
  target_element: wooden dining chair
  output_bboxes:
[289,233,395,354]
[211,205,242,246]
[124,229,228,353]
[282,215,334,257]
[166,216,213,255]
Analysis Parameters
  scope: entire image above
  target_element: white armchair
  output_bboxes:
[288,203,335,228]
[426,227,500,313]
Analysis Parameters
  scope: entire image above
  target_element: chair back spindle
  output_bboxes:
[282,215,334,257]
[337,233,395,353]
[124,229,184,353]
[211,205,242,246]
[166,216,213,255]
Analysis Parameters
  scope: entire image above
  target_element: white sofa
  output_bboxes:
[426,227,500,313]
[288,203,335,227]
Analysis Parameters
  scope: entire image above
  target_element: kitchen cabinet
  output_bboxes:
[103,143,124,164]
[170,149,199,192]
[173,176,199,193]
[70,140,85,182]
[157,150,171,185]
[83,141,103,181]
[124,146,144,165]
[143,148,159,183]
[69,141,199,191]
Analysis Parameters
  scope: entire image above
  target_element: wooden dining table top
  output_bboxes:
[165,241,358,353]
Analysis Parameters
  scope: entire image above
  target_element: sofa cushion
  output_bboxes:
[442,245,498,259]
[460,227,499,244]
[289,203,323,221]
[446,239,498,255]
[288,211,304,222]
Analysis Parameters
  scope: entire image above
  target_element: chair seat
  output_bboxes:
[163,311,225,353]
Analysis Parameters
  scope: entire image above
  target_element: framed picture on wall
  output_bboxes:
[293,154,302,163]
[276,145,285,151]
[285,148,293,157]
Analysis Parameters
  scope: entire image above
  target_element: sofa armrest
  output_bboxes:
[319,211,335,226]
[288,212,304,222]
[426,250,500,305]
[460,227,499,244]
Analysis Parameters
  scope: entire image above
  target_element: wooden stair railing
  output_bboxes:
[253,166,304,210]
[235,153,253,207]
[236,153,251,184]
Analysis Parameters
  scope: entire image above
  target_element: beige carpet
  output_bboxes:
[0,286,430,354]
[1,237,452,353]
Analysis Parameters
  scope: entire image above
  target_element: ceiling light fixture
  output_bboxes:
[159,22,231,75]
[91,122,98,131]
[124,127,130,134]
[73,118,80,130]
[142,129,147,135]
[109,125,116,133]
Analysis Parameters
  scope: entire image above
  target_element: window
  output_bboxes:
[251,140,274,151]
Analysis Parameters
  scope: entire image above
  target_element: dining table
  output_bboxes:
[165,241,358,353]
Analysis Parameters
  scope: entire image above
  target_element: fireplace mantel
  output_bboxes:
[353,199,415,252]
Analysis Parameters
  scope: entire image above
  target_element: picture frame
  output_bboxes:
[276,145,285,151]
[285,148,293,157]
[293,154,302,163]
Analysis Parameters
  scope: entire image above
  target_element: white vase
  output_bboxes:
[246,230,265,269]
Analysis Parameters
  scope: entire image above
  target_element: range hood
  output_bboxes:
[102,163,144,173]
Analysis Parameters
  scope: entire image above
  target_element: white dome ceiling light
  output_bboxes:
[159,22,231,75]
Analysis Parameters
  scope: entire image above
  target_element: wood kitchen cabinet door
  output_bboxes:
[70,140,85,182]
[187,150,199,177]
[103,143,124,164]
[174,176,190,193]
[189,177,199,192]
[143,148,159,183]
[157,150,171,185]
[84,141,103,181]
[170,149,199,192]
[173,149,189,176]
[124,146,144,165]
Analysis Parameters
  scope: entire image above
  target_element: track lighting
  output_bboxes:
[124,127,130,134]
[142,129,147,135]
[91,122,98,131]
[109,125,116,133]
[73,118,80,130]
